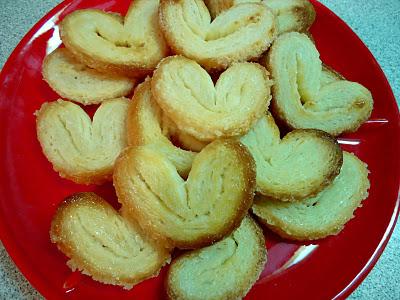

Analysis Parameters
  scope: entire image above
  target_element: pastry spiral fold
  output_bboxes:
[50,192,170,289]
[36,98,129,184]
[114,139,256,249]
[152,56,272,141]
[159,0,276,70]
[253,152,370,240]
[166,216,266,300]
[205,0,316,34]
[267,32,373,136]
[42,48,135,105]
[128,78,196,176]
[60,0,168,77]
[240,113,343,201]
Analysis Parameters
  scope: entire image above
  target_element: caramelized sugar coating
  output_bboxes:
[50,192,170,289]
[253,152,370,240]
[60,0,168,77]
[36,98,129,184]
[114,139,256,249]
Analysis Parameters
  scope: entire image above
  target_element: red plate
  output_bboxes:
[0,1,399,299]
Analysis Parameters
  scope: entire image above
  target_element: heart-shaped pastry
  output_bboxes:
[252,152,370,240]
[159,0,275,70]
[60,0,168,77]
[42,48,135,105]
[36,98,129,184]
[266,32,374,136]
[164,64,345,154]
[240,113,343,201]
[128,78,196,176]
[205,0,316,35]
[114,139,256,249]
[50,192,170,289]
[166,216,266,300]
[152,56,272,141]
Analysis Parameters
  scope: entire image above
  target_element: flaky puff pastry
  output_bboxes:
[159,0,276,71]
[266,32,373,136]
[60,0,168,77]
[36,98,129,184]
[113,139,256,249]
[42,48,135,105]
[166,216,266,300]
[127,78,196,177]
[253,152,370,240]
[240,113,343,201]
[166,63,349,154]
[205,0,315,34]
[169,129,209,153]
[165,65,345,154]
[50,192,170,289]
[152,56,272,141]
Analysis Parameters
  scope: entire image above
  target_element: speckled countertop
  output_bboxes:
[0,0,399,299]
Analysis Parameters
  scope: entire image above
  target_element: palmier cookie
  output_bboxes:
[240,113,343,201]
[166,216,266,300]
[267,32,373,136]
[128,78,195,176]
[50,192,170,289]
[205,0,315,35]
[321,64,345,86]
[253,152,370,240]
[60,0,168,77]
[42,48,135,105]
[114,139,256,249]
[159,0,275,71]
[152,56,272,141]
[36,98,129,184]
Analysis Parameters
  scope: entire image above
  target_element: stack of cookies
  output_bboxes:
[36,0,373,299]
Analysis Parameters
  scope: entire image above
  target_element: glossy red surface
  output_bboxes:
[0,1,399,299]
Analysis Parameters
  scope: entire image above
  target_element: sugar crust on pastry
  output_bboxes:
[159,0,276,70]
[240,113,343,201]
[128,78,196,176]
[60,0,168,77]
[169,129,209,153]
[321,64,345,85]
[205,0,315,34]
[166,216,266,300]
[266,32,373,136]
[113,139,256,249]
[152,56,272,141]
[50,192,170,289]
[163,63,343,153]
[252,152,370,240]
[36,98,129,184]
[42,48,135,105]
